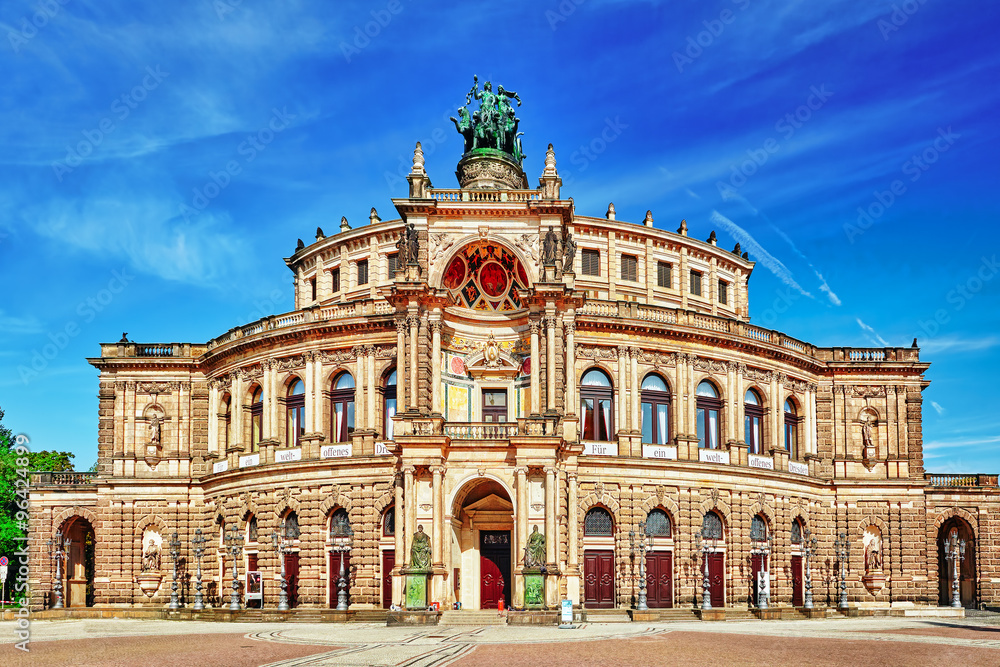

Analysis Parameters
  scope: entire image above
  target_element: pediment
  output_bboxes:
[464,493,513,512]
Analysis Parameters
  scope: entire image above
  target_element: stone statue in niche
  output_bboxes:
[541,226,559,265]
[562,233,576,273]
[866,537,882,573]
[410,524,431,570]
[861,414,874,450]
[148,413,162,446]
[523,525,545,568]
[142,537,161,572]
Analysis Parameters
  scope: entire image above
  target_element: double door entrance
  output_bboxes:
[479,531,511,609]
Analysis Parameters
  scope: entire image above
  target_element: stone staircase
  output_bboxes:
[584,608,632,623]
[438,609,508,626]
[288,609,326,623]
[350,609,390,623]
[724,608,757,621]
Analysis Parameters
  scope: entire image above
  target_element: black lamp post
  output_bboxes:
[944,531,967,609]
[803,529,816,610]
[225,523,243,610]
[834,531,850,609]
[49,532,71,609]
[698,528,714,610]
[191,529,207,611]
[331,532,353,611]
[271,530,289,611]
[168,531,182,609]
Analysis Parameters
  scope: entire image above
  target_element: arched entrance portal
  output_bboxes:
[60,517,95,607]
[452,478,514,610]
[938,517,976,607]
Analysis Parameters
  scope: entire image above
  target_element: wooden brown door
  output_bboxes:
[791,555,803,607]
[329,550,351,608]
[480,531,510,609]
[646,552,673,608]
[706,553,724,608]
[284,553,299,608]
[382,549,395,609]
[584,550,615,608]
[750,553,765,607]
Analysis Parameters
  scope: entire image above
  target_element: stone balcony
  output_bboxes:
[31,471,98,487]
[925,473,999,488]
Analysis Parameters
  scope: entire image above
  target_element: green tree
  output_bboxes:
[0,406,76,603]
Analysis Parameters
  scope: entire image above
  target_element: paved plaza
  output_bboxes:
[3,615,1000,666]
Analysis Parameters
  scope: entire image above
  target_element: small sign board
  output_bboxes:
[788,461,809,476]
[561,599,573,624]
[321,444,352,459]
[748,454,774,470]
[374,442,392,456]
[582,441,616,456]
[699,448,730,465]
[643,444,678,460]
[275,448,302,463]
[246,571,262,601]
[239,453,260,468]
[212,460,229,474]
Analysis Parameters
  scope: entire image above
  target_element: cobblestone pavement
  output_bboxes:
[3,617,1000,666]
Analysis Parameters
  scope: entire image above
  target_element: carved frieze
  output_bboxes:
[852,385,887,398]
[577,345,618,360]
[137,381,178,394]
[693,357,727,374]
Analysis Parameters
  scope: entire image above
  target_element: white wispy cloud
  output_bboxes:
[709,210,812,298]
[924,436,1000,452]
[856,318,889,346]
[919,336,1000,354]
[930,401,946,416]
[0,311,45,335]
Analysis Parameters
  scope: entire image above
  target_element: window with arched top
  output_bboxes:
[330,372,355,443]
[791,519,803,545]
[784,398,801,459]
[696,381,722,449]
[329,508,352,539]
[701,512,723,540]
[283,511,300,540]
[286,379,305,448]
[646,509,672,538]
[250,386,263,452]
[584,507,614,536]
[641,374,671,446]
[581,368,613,442]
[220,394,232,451]
[383,507,395,537]
[383,369,397,440]
[751,515,767,542]
[744,388,765,455]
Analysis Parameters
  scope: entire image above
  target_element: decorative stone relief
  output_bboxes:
[862,524,885,595]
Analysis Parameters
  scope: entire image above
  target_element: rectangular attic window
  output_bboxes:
[657,261,672,288]
[690,270,702,296]
[719,280,728,305]
[582,249,600,276]
[331,267,341,294]
[358,259,369,286]
[620,255,637,282]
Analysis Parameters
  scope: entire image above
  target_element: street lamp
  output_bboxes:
[834,531,850,610]
[698,527,715,610]
[225,523,243,611]
[629,522,650,611]
[270,530,290,611]
[803,528,817,610]
[168,531,182,609]
[331,532,353,611]
[48,531,71,609]
[191,529,207,611]
[944,531,967,609]
[750,532,772,609]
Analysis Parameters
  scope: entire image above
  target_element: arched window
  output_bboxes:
[581,368,613,442]
[584,507,614,536]
[701,512,723,540]
[383,508,395,536]
[751,515,767,543]
[646,509,672,538]
[250,386,263,452]
[330,372,355,443]
[784,399,801,459]
[696,381,722,449]
[286,379,306,448]
[791,518,803,545]
[283,511,300,541]
[744,388,765,455]
[641,374,671,445]
[383,370,397,441]
[247,515,258,543]
[329,508,352,539]
[217,515,225,547]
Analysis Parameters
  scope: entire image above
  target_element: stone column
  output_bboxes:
[770,373,781,452]
[567,472,579,571]
[395,317,407,415]
[430,318,443,416]
[232,375,244,448]
[546,314,557,412]
[564,317,576,415]
[673,354,685,437]
[367,347,377,436]
[355,348,366,431]
[304,354,316,433]
[263,360,277,440]
[313,352,324,435]
[394,473,405,566]
[545,467,557,565]
[408,313,419,411]
[530,318,541,415]
[431,466,444,567]
[617,346,628,432]
[208,382,219,456]
[515,467,529,565]
[735,364,745,444]
[630,347,641,433]
[402,466,415,566]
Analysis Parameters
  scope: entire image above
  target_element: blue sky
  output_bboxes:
[0,0,997,473]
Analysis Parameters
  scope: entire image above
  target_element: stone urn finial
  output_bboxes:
[606,202,616,220]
